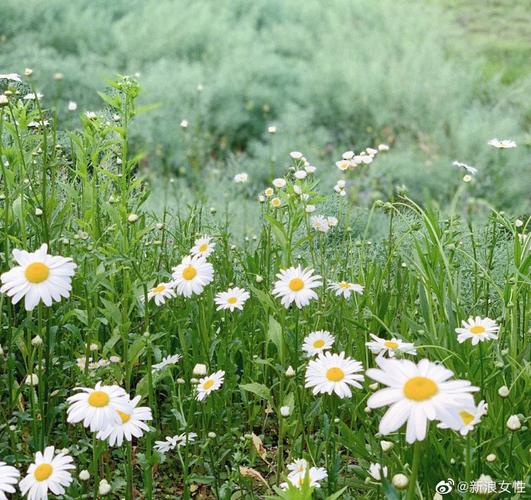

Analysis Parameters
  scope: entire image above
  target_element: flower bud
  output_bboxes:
[506,415,521,431]
[392,474,409,489]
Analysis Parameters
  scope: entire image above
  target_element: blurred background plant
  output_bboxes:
[1,0,529,219]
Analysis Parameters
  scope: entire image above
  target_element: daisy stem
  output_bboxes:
[464,434,471,498]
[405,440,422,500]
[125,442,133,500]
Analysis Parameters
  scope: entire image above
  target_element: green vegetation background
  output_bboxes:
[1,0,529,213]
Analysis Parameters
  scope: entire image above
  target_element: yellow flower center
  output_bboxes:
[470,325,485,334]
[198,243,208,253]
[459,410,475,425]
[34,463,53,481]
[313,339,325,348]
[265,188,273,197]
[25,262,49,283]
[88,390,110,407]
[288,278,304,291]
[326,367,345,382]
[403,376,438,401]
[227,297,237,304]
[272,198,281,207]
[117,410,131,423]
[152,285,166,293]
[182,265,197,280]
[339,282,351,289]
[203,379,215,390]
[384,341,399,349]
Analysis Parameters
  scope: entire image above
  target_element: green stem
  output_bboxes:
[405,440,422,500]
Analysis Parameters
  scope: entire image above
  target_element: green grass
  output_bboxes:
[0,75,529,499]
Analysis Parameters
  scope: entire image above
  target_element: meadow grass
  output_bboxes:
[0,75,529,499]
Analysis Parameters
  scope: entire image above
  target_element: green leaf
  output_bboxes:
[267,315,285,363]
[240,382,271,401]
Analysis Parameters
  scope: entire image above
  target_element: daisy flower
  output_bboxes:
[272,265,322,309]
[234,173,248,183]
[368,463,388,481]
[453,160,478,176]
[214,287,250,312]
[264,187,274,197]
[335,160,351,171]
[190,236,215,258]
[0,73,21,82]
[143,282,176,306]
[196,370,225,401]
[19,447,75,500]
[96,395,152,447]
[281,460,328,489]
[0,462,19,500]
[0,244,76,311]
[152,354,181,372]
[455,316,499,345]
[366,334,417,357]
[328,281,363,299]
[154,432,197,454]
[67,382,132,432]
[302,331,335,356]
[271,197,282,208]
[305,351,364,398]
[366,357,479,443]
[273,178,286,188]
[488,138,516,149]
[438,400,487,436]
[310,215,329,233]
[171,254,214,297]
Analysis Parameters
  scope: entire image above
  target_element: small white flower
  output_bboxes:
[437,400,487,436]
[0,73,21,82]
[506,415,521,431]
[365,334,417,358]
[196,371,225,401]
[368,463,388,481]
[144,282,176,306]
[152,354,182,372]
[290,151,303,160]
[268,125,276,134]
[302,331,335,356]
[488,138,516,149]
[272,265,322,309]
[497,385,509,398]
[305,205,316,213]
[98,479,111,495]
[214,287,250,312]
[190,235,216,258]
[79,470,90,481]
[127,213,139,222]
[272,178,286,188]
[310,215,330,233]
[455,316,499,345]
[84,111,97,119]
[280,406,290,417]
[335,160,351,171]
[305,165,316,173]
[328,281,363,299]
[180,119,188,128]
[453,160,478,176]
[25,374,39,386]
[234,172,249,183]
[380,440,393,452]
[172,254,214,297]
[67,101,77,111]
[193,363,207,376]
[392,474,409,490]
[486,454,496,462]
[271,197,282,208]
[294,170,307,180]
[285,366,295,377]
[342,151,354,160]
[378,144,390,151]
[327,216,338,227]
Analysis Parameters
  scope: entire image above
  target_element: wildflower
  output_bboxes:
[294,170,307,180]
[280,406,290,417]
[96,395,152,447]
[171,254,214,297]
[208,432,217,438]
[25,374,39,386]
[152,354,182,372]
[0,244,76,311]
[281,459,328,489]
[378,144,390,151]
[336,160,350,171]
[488,138,516,149]
[392,474,408,489]
[342,151,354,159]
[366,357,479,443]
[305,351,364,398]
[285,366,295,377]
[471,474,495,495]
[305,205,316,213]
[234,173,248,183]
[193,363,207,376]
[67,101,77,111]
[127,213,139,223]
[154,433,197,454]
[79,470,90,481]
[453,160,477,176]
[365,334,417,357]
[368,463,388,481]
[84,111,97,119]
[327,216,338,227]
[497,385,509,398]
[486,454,496,462]
[438,400,487,436]
[180,119,188,128]
[0,73,21,82]
[190,235,216,258]
[214,287,250,312]
[268,125,276,134]
[506,415,521,431]
[0,461,19,499]
[290,151,303,160]
[273,265,322,309]
[271,197,282,208]
[144,282,176,306]
[31,335,43,347]
[66,382,132,432]
[263,187,274,198]
[98,479,111,495]
[302,331,335,357]
[19,447,75,499]
[273,178,286,188]
[23,92,43,101]
[328,281,363,299]
[463,175,472,183]
[310,215,329,233]
[305,165,316,173]
[196,371,224,401]
[380,440,393,452]
[455,316,499,345]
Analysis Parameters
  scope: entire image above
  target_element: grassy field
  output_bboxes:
[0,1,530,499]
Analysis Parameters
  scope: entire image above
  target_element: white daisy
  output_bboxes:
[488,138,516,149]
[335,160,351,171]
[171,254,214,297]
[273,266,322,309]
[366,334,417,357]
[0,244,76,311]
[294,170,307,180]
[190,236,216,258]
[302,331,335,356]
[154,432,197,454]
[0,462,19,500]
[272,178,286,188]
[310,215,330,233]
[368,463,388,481]
[234,173,249,183]
[19,447,75,500]
[214,287,250,312]
[66,382,132,432]
[327,216,338,227]
[455,316,499,345]
[305,351,364,398]
[437,400,487,436]
[143,282,176,306]
[453,161,478,176]
[281,460,328,489]
[290,151,303,160]
[196,371,225,401]
[152,354,182,372]
[366,357,479,443]
[328,281,364,299]
[0,73,21,82]
[96,396,152,447]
